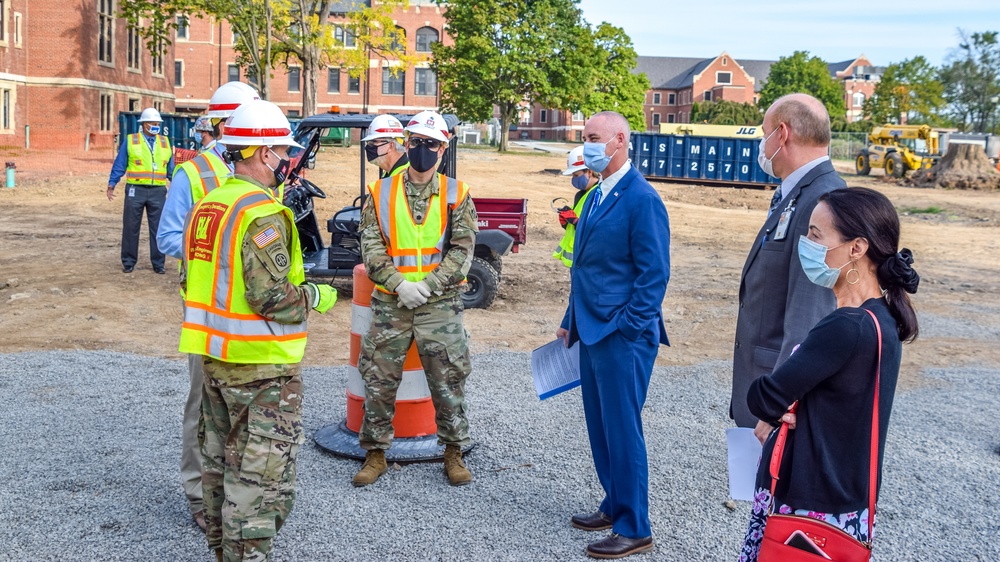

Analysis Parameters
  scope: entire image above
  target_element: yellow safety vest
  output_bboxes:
[177,149,231,202]
[125,133,172,186]
[179,176,307,364]
[368,173,469,293]
[553,186,597,267]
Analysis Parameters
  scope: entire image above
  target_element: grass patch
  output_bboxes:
[901,206,944,215]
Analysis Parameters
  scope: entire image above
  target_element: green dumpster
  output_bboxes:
[320,127,352,147]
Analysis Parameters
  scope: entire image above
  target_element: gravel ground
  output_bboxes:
[1,350,998,562]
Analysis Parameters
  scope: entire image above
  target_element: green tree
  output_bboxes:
[863,56,945,125]
[432,0,595,151]
[758,51,844,118]
[576,23,650,131]
[689,100,762,126]
[940,30,1000,132]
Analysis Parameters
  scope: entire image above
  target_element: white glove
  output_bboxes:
[395,280,431,309]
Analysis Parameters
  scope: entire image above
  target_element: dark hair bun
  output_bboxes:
[879,248,920,294]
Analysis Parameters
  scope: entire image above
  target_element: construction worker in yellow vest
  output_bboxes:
[155,81,259,534]
[363,114,410,178]
[353,110,479,488]
[179,99,336,562]
[106,107,174,273]
[553,145,600,267]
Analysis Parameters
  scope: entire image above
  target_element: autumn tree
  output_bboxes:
[758,51,844,118]
[690,100,763,126]
[863,56,945,125]
[939,30,1000,132]
[577,23,650,131]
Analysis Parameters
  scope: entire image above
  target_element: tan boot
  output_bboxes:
[353,449,388,487]
[444,444,472,486]
[215,548,223,562]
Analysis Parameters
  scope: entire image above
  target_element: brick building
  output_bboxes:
[0,0,174,151]
[175,0,447,117]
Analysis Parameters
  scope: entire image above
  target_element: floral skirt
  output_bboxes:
[737,486,874,562]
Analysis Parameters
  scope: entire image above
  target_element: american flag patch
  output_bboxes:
[252,226,280,248]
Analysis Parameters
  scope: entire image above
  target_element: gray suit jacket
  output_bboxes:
[730,159,845,428]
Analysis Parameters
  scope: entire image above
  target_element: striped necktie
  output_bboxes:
[767,186,783,217]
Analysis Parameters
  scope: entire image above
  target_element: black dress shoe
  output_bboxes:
[123,266,134,273]
[153,267,165,274]
[571,511,613,531]
[586,533,654,559]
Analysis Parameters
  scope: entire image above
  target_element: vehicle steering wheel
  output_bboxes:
[297,177,327,199]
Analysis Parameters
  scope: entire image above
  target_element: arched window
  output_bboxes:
[416,27,439,52]
[391,26,406,52]
[853,92,866,108]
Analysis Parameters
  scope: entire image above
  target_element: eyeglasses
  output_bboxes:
[407,137,442,150]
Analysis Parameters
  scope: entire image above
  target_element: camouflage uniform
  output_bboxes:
[358,172,478,449]
[196,182,314,561]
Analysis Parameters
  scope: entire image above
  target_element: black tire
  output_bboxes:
[886,153,905,178]
[855,152,871,175]
[462,257,499,309]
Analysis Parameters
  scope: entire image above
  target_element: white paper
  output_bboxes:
[726,427,763,501]
[530,339,580,400]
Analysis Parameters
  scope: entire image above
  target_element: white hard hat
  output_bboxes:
[207,81,260,119]
[219,99,303,149]
[138,107,162,123]
[362,114,405,142]
[404,110,450,143]
[562,146,588,175]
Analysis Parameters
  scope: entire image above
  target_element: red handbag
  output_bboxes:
[758,309,882,562]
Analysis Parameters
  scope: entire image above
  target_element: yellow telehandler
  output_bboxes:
[855,124,940,178]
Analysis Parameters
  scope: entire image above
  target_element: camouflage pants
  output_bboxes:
[358,294,472,450]
[200,360,304,562]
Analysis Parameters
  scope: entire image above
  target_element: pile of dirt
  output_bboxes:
[908,144,1000,190]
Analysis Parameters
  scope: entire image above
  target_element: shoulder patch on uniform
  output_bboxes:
[252,226,280,249]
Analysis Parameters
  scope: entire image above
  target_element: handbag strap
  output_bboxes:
[767,308,882,546]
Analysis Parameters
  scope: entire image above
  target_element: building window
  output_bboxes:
[0,1,6,43]
[717,71,732,85]
[668,92,676,105]
[2,88,11,130]
[128,97,140,112]
[391,26,405,51]
[540,109,547,123]
[327,68,340,93]
[416,26,439,52]
[174,61,184,87]
[98,0,114,64]
[288,67,301,93]
[334,25,356,48]
[247,68,258,89]
[382,68,404,95]
[572,111,584,121]
[722,57,728,66]
[667,113,675,123]
[151,39,165,76]
[348,75,360,93]
[153,100,163,113]
[228,64,240,83]
[13,11,21,47]
[652,113,660,126]
[653,92,661,105]
[703,91,712,102]
[176,15,188,40]
[287,110,300,118]
[853,92,866,108]
[99,93,113,132]
[415,68,436,96]
[127,26,141,70]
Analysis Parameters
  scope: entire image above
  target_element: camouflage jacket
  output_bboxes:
[360,172,478,300]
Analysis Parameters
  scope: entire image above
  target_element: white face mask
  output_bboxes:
[757,126,782,178]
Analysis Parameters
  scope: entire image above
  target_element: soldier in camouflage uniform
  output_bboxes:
[354,110,479,487]
[180,100,336,562]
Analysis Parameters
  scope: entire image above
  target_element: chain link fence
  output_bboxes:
[829,132,868,161]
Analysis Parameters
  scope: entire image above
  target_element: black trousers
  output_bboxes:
[121,183,166,269]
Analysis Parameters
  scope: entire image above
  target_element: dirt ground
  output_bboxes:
[2,146,998,389]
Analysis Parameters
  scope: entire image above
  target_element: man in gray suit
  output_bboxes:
[731,93,845,437]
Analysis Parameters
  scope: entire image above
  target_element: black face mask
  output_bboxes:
[365,142,384,163]
[266,149,290,186]
[407,144,439,173]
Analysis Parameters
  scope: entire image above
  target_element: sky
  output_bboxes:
[577,0,1000,67]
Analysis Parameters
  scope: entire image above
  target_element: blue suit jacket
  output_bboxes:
[561,165,670,347]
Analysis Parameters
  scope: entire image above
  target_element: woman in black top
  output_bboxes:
[737,187,920,561]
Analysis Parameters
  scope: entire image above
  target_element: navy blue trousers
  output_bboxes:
[121,184,165,269]
[579,326,658,539]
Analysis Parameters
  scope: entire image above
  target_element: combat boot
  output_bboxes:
[444,444,472,486]
[353,449,388,487]
[215,548,222,562]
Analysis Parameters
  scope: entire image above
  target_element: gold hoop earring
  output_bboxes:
[846,263,861,285]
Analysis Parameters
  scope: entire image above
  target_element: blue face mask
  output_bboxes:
[583,139,618,174]
[798,236,851,289]
[193,132,203,145]
[148,124,161,135]
[571,173,590,190]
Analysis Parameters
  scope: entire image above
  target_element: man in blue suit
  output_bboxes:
[556,111,670,559]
